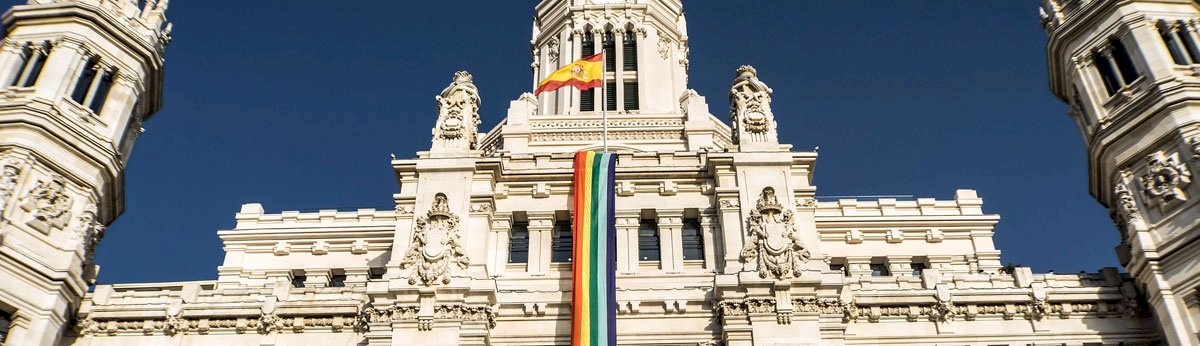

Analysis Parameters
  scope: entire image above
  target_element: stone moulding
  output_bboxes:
[713,297,1133,325]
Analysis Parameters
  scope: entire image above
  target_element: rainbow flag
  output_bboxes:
[571,151,617,346]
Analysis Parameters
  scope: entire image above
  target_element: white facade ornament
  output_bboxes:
[1189,137,1200,161]
[657,37,670,60]
[431,71,481,153]
[1139,151,1191,203]
[0,159,22,215]
[729,65,778,147]
[401,193,469,286]
[741,187,811,279]
[20,175,73,232]
[546,37,559,62]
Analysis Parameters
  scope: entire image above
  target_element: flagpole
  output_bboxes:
[601,49,608,153]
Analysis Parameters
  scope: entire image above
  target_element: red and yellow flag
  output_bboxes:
[534,53,603,95]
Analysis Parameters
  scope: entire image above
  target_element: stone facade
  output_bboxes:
[1043,0,1200,344]
[0,0,1184,345]
[0,0,169,345]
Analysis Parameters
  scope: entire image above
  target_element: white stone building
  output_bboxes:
[0,0,1181,345]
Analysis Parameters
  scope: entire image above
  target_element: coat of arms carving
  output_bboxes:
[401,193,469,286]
[741,187,811,280]
[20,175,73,232]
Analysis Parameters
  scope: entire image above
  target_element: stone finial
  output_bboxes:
[729,65,778,150]
[431,71,482,155]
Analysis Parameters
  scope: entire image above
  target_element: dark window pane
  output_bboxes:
[292,275,306,288]
[0,309,10,344]
[88,72,113,113]
[623,81,638,111]
[509,221,530,263]
[1093,52,1120,95]
[1180,31,1200,63]
[330,274,347,287]
[22,52,45,87]
[623,35,637,71]
[1111,41,1140,83]
[870,263,890,277]
[829,264,846,276]
[1162,31,1189,64]
[368,268,385,280]
[582,32,594,57]
[9,48,29,87]
[603,32,616,71]
[638,218,660,261]
[681,218,703,261]
[605,81,617,112]
[551,220,573,263]
[910,263,927,276]
[581,88,595,112]
[71,59,98,104]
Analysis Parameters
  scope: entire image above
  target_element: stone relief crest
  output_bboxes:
[729,65,776,145]
[20,175,73,232]
[433,71,481,151]
[401,193,469,286]
[546,37,559,62]
[1138,151,1191,204]
[0,158,22,216]
[741,187,811,280]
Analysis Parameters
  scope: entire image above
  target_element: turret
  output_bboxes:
[0,0,170,344]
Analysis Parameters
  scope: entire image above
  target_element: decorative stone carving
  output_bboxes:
[657,37,670,60]
[1139,151,1191,204]
[72,203,105,278]
[400,193,469,285]
[0,159,21,216]
[740,187,811,279]
[20,175,73,232]
[1189,137,1200,161]
[546,37,559,62]
[257,313,282,334]
[729,65,778,146]
[1112,177,1141,230]
[432,71,481,152]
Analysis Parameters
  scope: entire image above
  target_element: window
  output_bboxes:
[829,263,846,275]
[603,31,616,72]
[0,309,11,344]
[71,58,98,103]
[70,58,115,113]
[580,32,596,112]
[509,220,530,263]
[911,262,927,276]
[88,71,114,113]
[291,272,306,288]
[605,80,617,112]
[623,80,639,111]
[638,216,660,261]
[870,262,890,277]
[10,42,48,87]
[551,218,573,263]
[368,267,385,280]
[329,272,347,287]
[1093,39,1142,95]
[681,217,704,261]
[1159,21,1200,65]
[623,33,638,71]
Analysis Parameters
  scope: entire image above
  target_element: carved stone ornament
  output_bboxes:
[740,187,811,280]
[546,37,559,62]
[71,203,105,275]
[20,175,73,232]
[657,37,670,60]
[0,159,22,216]
[1189,137,1200,161]
[401,193,470,286]
[432,71,481,151]
[1113,178,1141,228]
[729,65,777,145]
[1138,151,1191,204]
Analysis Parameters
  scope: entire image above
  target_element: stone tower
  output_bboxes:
[1042,0,1200,344]
[0,0,169,344]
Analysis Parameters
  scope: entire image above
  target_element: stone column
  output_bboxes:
[32,40,81,100]
[304,268,331,288]
[488,215,511,276]
[658,209,684,273]
[0,40,27,87]
[700,214,718,270]
[716,194,743,273]
[846,256,872,277]
[102,73,140,139]
[1071,55,1107,122]
[528,213,554,275]
[616,210,639,274]
[887,255,912,277]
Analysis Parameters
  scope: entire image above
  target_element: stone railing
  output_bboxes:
[815,189,985,217]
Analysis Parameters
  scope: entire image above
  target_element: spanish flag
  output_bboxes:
[534,53,604,95]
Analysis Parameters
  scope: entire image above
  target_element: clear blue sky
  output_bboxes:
[22,1,1111,283]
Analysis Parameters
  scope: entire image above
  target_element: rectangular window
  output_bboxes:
[291,272,306,288]
[623,35,638,71]
[638,217,660,261]
[681,217,703,261]
[71,59,98,104]
[870,262,890,277]
[911,262,927,276]
[509,220,530,263]
[605,81,617,112]
[329,273,347,287]
[88,71,113,113]
[581,88,595,112]
[582,32,595,57]
[1161,29,1191,64]
[603,32,616,72]
[9,48,29,87]
[1110,40,1141,84]
[21,49,46,88]
[0,309,11,344]
[368,267,385,280]
[829,263,845,274]
[1093,52,1121,95]
[623,80,638,111]
[551,219,573,263]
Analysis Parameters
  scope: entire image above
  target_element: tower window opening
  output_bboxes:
[1092,39,1141,96]
[1110,40,1141,84]
[509,219,530,264]
[603,31,616,72]
[11,42,48,87]
[1161,25,1194,65]
[623,80,639,111]
[71,58,98,104]
[70,57,116,113]
[623,33,638,71]
[551,216,573,263]
[580,32,596,112]
[870,260,890,277]
[1093,52,1122,95]
[681,217,704,261]
[0,309,11,344]
[605,80,617,111]
[638,213,660,262]
[87,69,114,113]
[291,271,306,288]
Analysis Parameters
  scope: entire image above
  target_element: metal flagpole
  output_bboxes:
[601,50,608,153]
